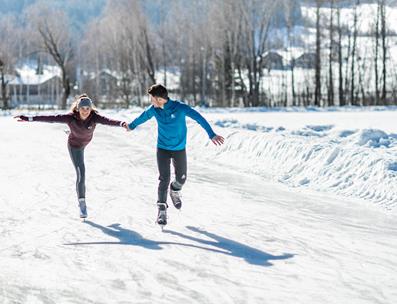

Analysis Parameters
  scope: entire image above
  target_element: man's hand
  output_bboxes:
[211,135,224,146]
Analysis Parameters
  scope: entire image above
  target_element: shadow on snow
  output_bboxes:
[64,221,294,266]
[164,226,294,266]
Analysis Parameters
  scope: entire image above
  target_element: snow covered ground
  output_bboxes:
[0,107,396,303]
[199,107,397,211]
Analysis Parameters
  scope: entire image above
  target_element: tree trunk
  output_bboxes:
[328,0,335,107]
[1,69,9,110]
[358,56,366,106]
[247,60,253,106]
[163,43,167,87]
[344,31,351,105]
[337,6,344,106]
[142,27,156,85]
[315,2,322,107]
[290,59,296,107]
[350,1,359,106]
[380,0,387,104]
[192,51,197,104]
[221,55,227,107]
[61,68,70,110]
[237,64,248,107]
[200,47,206,104]
[251,29,259,107]
[231,61,235,107]
[374,1,380,105]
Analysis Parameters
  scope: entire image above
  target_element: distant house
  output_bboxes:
[292,52,316,69]
[263,52,284,71]
[80,69,121,106]
[8,65,62,107]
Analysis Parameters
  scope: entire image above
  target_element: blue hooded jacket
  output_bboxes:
[128,99,216,151]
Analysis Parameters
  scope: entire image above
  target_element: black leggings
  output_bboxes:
[157,148,187,203]
[68,145,86,199]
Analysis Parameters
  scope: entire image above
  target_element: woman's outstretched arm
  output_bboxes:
[14,114,72,123]
[94,113,127,128]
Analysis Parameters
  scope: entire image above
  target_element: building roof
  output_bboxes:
[8,64,61,86]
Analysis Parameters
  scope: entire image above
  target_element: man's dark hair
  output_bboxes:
[148,84,168,99]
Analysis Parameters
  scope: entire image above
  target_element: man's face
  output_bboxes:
[150,95,165,108]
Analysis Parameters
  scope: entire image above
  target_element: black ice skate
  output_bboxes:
[169,187,182,210]
[157,202,168,228]
[78,198,88,219]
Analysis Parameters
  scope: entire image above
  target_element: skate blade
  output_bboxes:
[156,221,166,230]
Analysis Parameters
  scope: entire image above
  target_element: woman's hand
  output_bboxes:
[121,122,131,131]
[211,135,225,146]
[14,115,31,122]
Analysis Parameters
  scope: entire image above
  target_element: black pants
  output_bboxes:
[157,148,187,203]
[68,145,86,199]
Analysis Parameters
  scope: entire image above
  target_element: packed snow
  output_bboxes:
[198,107,397,211]
[0,106,396,303]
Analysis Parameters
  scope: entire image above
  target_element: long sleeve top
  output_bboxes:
[32,111,124,148]
[128,99,216,151]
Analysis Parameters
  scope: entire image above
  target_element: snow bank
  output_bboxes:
[188,110,397,211]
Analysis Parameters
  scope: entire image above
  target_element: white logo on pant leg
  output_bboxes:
[181,174,186,180]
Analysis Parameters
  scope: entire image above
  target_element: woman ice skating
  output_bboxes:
[14,94,128,219]
[126,84,224,227]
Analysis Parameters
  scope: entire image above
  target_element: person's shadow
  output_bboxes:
[163,226,294,266]
[65,221,162,250]
[65,221,294,267]
[64,221,226,253]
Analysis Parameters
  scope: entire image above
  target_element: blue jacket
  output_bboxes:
[128,99,216,151]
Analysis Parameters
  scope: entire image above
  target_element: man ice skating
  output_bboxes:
[126,84,224,227]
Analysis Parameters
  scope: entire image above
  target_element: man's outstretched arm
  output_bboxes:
[184,105,224,146]
[127,106,155,131]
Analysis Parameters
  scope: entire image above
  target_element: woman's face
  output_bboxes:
[78,106,92,120]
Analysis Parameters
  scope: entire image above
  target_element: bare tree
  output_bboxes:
[138,22,157,85]
[162,0,212,104]
[156,0,171,88]
[374,1,381,105]
[314,0,322,107]
[207,0,241,107]
[350,0,359,106]
[6,0,394,109]
[82,0,160,107]
[328,0,335,107]
[283,0,298,106]
[0,15,19,109]
[25,3,74,109]
[336,5,345,106]
[240,0,276,106]
[380,0,387,104]
[224,0,243,107]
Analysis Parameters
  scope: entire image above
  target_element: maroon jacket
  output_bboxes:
[32,111,124,148]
